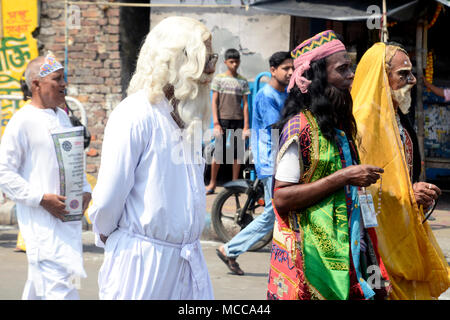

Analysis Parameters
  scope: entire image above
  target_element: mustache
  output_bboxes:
[393,84,414,94]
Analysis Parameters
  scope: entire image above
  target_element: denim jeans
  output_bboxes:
[224,176,275,258]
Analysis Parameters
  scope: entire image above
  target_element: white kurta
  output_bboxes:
[88,90,214,300]
[0,104,91,299]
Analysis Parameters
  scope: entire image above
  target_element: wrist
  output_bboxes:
[39,193,48,205]
[333,168,350,187]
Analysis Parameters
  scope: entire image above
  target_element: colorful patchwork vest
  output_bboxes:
[267,111,391,300]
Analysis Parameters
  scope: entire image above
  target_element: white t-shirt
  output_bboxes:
[275,142,302,183]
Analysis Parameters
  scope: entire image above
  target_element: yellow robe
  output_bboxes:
[351,42,450,300]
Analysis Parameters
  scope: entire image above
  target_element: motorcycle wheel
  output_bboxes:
[211,187,273,251]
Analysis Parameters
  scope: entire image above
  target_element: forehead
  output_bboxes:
[390,51,412,70]
[276,58,293,68]
[42,69,64,80]
[326,50,350,66]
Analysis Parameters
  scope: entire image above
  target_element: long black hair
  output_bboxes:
[273,57,357,142]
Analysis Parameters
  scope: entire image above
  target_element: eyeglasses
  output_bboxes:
[205,53,218,70]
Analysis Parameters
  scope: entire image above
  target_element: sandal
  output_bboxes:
[206,188,215,195]
[228,260,244,276]
[216,248,244,275]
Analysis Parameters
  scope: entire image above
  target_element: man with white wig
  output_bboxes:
[88,16,217,299]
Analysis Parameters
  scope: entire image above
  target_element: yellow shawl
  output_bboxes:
[351,42,450,300]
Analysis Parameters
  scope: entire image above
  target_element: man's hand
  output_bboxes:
[242,127,251,140]
[82,192,92,213]
[213,123,223,137]
[343,165,384,187]
[413,182,441,210]
[100,234,108,244]
[40,193,68,221]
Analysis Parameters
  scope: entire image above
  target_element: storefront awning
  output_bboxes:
[251,0,420,21]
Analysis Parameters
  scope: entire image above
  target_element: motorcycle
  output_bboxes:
[210,160,273,251]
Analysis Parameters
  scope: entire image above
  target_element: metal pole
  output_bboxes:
[423,23,428,69]
[416,20,426,181]
[382,0,389,42]
[64,0,69,83]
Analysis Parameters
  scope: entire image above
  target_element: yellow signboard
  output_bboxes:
[1,0,38,135]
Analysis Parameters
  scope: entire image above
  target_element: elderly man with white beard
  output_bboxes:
[88,17,217,300]
[352,42,449,300]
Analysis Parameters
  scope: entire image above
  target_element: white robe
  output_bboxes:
[88,90,214,300]
[0,104,91,300]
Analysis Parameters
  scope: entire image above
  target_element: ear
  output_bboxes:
[31,78,41,91]
[270,66,276,75]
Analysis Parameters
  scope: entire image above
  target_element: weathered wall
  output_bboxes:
[37,0,123,175]
[35,2,290,176]
[423,93,450,159]
[150,7,291,81]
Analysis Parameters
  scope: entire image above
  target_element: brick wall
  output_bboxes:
[37,0,123,176]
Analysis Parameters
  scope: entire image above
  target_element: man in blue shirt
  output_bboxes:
[216,52,293,275]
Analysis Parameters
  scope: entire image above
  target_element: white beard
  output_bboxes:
[391,84,413,114]
[177,74,212,145]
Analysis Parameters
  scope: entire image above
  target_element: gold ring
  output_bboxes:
[428,184,432,189]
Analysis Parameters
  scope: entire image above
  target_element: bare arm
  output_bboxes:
[273,165,384,216]
[242,94,250,139]
[211,91,223,135]
[423,76,445,98]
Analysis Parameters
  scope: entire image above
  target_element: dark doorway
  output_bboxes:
[119,0,150,99]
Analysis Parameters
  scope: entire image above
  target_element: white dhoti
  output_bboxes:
[22,260,79,300]
[98,228,213,300]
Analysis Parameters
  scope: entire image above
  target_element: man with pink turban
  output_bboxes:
[267,30,390,300]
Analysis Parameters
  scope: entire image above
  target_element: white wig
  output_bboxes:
[127,16,211,104]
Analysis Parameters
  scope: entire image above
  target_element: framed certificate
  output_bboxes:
[51,126,85,222]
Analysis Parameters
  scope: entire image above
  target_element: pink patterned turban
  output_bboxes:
[287,30,346,93]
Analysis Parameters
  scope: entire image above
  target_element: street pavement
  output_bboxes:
[0,187,449,300]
